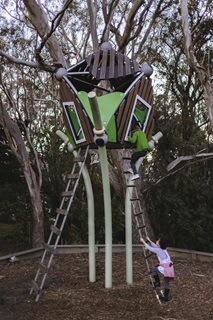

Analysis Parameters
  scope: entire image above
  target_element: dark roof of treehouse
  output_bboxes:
[66,48,141,93]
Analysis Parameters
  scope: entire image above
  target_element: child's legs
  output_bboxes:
[164,279,170,290]
[151,266,159,276]
[131,150,148,174]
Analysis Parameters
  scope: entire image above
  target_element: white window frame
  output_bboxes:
[63,101,86,144]
[124,95,152,141]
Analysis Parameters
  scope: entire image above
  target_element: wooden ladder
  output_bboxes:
[30,146,89,302]
[123,149,163,304]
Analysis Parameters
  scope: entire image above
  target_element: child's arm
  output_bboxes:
[140,237,159,253]
[146,237,158,248]
[128,132,137,144]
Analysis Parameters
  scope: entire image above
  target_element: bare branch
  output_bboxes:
[36,0,74,56]
[86,0,99,50]
[142,155,213,194]
[167,151,213,172]
[0,50,56,72]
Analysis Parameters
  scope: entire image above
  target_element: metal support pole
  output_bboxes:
[88,91,112,288]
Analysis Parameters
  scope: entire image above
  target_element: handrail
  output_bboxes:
[1,245,213,262]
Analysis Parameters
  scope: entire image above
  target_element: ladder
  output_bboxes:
[122,149,163,304]
[30,146,89,302]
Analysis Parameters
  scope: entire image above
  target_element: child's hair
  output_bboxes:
[131,124,141,133]
[159,236,168,249]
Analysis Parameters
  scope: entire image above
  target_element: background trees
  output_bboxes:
[0,0,212,254]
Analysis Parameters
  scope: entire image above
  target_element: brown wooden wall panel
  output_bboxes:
[145,106,154,135]
[116,100,126,128]
[138,77,149,101]
[109,49,115,79]
[117,87,135,139]
[138,76,146,96]
[86,49,140,80]
[124,55,131,75]
[143,80,153,105]
[137,78,154,138]
[118,82,141,143]
[146,118,154,141]
[91,50,101,79]
[120,83,141,142]
[69,90,94,145]
[100,49,108,79]
[133,60,140,73]
[117,52,124,78]
[60,81,94,146]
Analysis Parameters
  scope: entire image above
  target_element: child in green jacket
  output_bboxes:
[127,125,151,180]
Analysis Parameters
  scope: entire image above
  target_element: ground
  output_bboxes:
[0,252,212,320]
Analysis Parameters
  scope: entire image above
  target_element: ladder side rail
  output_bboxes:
[46,147,88,247]
[44,148,83,248]
[34,250,57,302]
[133,188,148,239]
[59,147,83,197]
[31,147,89,301]
[59,146,89,217]
[46,147,89,250]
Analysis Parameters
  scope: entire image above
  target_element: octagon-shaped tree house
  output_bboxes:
[58,46,155,148]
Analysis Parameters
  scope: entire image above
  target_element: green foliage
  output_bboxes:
[145,125,213,252]
[0,223,29,255]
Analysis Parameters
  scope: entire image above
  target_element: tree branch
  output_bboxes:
[142,154,213,194]
[0,50,56,72]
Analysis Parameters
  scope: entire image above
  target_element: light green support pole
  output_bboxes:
[125,132,163,284]
[56,130,96,282]
[88,91,112,288]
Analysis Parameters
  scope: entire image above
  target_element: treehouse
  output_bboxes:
[56,43,155,149]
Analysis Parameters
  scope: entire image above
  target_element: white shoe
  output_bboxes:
[131,174,140,181]
[126,168,133,174]
[90,152,99,165]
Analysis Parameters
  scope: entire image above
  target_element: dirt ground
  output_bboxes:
[0,251,212,320]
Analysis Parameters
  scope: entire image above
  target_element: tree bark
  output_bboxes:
[0,98,44,248]
[87,0,99,51]
[181,0,213,130]
[23,0,67,67]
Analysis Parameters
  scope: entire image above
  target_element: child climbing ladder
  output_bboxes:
[140,236,175,302]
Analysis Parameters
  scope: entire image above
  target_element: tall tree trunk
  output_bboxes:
[23,0,68,67]
[181,0,213,130]
[0,99,44,247]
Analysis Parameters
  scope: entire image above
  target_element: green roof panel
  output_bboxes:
[77,91,124,127]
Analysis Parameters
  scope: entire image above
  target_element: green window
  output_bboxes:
[63,102,86,144]
[124,95,152,141]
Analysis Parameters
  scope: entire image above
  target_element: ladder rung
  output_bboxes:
[31,280,40,294]
[61,191,74,197]
[138,225,146,229]
[56,208,68,216]
[130,198,139,201]
[134,211,143,216]
[74,156,85,162]
[43,243,55,254]
[67,173,79,179]
[39,262,48,273]
[50,225,61,236]
[145,252,154,259]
